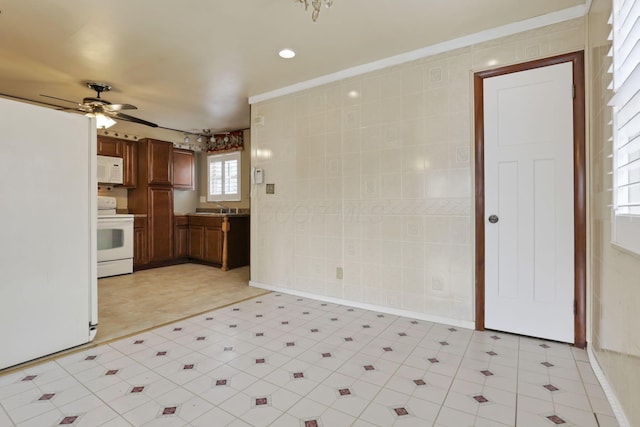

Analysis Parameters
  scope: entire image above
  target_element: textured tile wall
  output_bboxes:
[588,0,640,425]
[250,18,585,324]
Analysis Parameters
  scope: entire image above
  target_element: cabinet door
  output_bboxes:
[148,187,173,263]
[97,137,123,157]
[173,149,195,190]
[174,216,189,259]
[122,141,138,188]
[188,225,205,260]
[133,217,148,267]
[148,140,173,185]
[204,227,223,264]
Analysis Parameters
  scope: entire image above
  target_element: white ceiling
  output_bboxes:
[0,0,586,135]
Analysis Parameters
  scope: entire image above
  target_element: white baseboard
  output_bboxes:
[249,281,476,330]
[587,346,631,427]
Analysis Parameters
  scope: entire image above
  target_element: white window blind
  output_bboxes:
[610,0,640,254]
[207,151,241,202]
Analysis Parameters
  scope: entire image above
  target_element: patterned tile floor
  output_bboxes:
[0,293,619,426]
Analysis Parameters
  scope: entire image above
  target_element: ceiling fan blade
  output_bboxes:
[40,94,80,105]
[109,111,158,128]
[0,92,71,110]
[104,103,137,111]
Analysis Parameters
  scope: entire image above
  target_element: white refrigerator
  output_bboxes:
[0,97,97,370]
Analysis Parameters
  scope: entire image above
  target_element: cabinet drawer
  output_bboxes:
[188,215,223,227]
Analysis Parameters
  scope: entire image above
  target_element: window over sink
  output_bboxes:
[207,151,241,202]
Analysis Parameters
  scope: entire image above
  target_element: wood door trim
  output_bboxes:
[473,51,586,348]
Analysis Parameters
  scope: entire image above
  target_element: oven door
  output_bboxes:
[97,217,133,262]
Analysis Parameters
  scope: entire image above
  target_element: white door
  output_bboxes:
[484,62,575,343]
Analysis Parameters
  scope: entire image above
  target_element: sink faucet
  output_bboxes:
[216,204,229,213]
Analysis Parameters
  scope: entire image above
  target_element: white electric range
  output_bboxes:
[97,196,134,278]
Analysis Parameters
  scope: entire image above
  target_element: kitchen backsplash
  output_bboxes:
[97,186,128,209]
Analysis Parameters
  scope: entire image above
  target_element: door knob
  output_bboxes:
[488,215,499,224]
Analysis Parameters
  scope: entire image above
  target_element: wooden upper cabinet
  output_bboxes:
[147,139,173,185]
[173,148,195,190]
[122,140,138,188]
[97,137,123,157]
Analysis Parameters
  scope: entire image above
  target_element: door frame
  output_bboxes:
[473,51,586,348]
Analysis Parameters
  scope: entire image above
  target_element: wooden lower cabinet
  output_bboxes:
[187,215,249,270]
[133,216,148,268]
[174,215,189,260]
[148,187,173,263]
[188,216,221,264]
[204,227,223,264]
[188,225,205,260]
[134,212,249,271]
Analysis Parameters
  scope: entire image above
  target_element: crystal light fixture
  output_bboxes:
[296,0,333,22]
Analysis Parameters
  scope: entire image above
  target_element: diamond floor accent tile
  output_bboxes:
[60,416,78,425]
[547,415,566,424]
[162,406,177,415]
[0,290,616,427]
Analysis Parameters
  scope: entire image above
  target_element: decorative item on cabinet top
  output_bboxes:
[98,129,208,152]
[208,130,244,153]
[98,129,140,141]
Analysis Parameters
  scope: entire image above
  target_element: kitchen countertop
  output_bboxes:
[187,212,250,218]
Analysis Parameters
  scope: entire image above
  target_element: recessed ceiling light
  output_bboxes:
[279,49,296,59]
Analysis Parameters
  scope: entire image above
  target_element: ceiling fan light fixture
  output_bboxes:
[86,112,116,129]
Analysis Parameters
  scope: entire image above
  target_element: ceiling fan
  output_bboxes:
[40,82,158,128]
